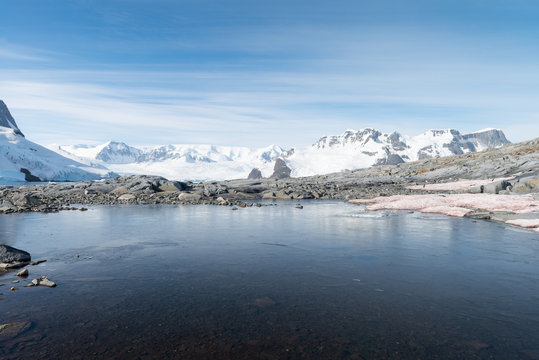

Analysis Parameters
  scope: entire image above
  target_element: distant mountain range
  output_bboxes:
[0,100,511,182]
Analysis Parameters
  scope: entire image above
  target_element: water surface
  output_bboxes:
[0,202,538,359]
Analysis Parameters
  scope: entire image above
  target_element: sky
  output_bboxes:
[1,0,538,147]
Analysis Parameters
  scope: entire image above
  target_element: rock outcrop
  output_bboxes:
[0,100,23,136]
[271,158,291,179]
[247,168,263,179]
[0,245,31,268]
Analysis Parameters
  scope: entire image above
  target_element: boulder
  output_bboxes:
[0,245,31,263]
[178,193,202,202]
[11,193,41,207]
[271,158,291,179]
[19,168,41,182]
[157,181,185,192]
[247,168,263,179]
[118,194,136,201]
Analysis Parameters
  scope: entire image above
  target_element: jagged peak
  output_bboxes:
[0,100,24,136]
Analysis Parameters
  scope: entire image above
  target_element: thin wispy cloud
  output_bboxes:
[1,1,538,146]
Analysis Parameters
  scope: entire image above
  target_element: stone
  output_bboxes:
[16,268,28,277]
[157,181,185,192]
[31,259,47,266]
[247,168,263,179]
[32,276,56,287]
[20,168,41,182]
[271,158,292,179]
[215,196,227,205]
[11,193,41,207]
[178,193,202,202]
[118,194,136,201]
[0,321,31,339]
[0,245,31,264]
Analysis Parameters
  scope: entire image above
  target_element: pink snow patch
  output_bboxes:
[349,194,539,215]
[406,177,513,191]
[420,206,473,217]
[505,219,539,229]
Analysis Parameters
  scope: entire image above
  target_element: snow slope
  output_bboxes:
[50,142,285,181]
[0,127,113,183]
[284,128,510,177]
[0,101,114,183]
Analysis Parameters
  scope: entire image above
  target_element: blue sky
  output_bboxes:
[1,0,538,147]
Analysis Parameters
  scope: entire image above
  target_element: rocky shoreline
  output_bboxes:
[0,138,537,225]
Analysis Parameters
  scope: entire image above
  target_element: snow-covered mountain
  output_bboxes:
[284,128,510,176]
[50,142,285,181]
[0,101,114,183]
[50,127,510,181]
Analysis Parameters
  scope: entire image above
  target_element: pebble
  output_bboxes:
[31,259,47,266]
[17,268,28,277]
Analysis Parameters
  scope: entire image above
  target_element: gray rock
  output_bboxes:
[11,193,41,207]
[247,168,263,179]
[271,158,292,179]
[20,168,41,182]
[178,193,202,202]
[0,100,24,136]
[37,276,56,287]
[0,245,31,264]
[118,194,136,201]
[157,181,185,192]
[16,268,28,277]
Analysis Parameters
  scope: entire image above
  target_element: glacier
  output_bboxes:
[49,128,510,181]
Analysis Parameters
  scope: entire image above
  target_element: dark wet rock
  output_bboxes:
[271,158,291,179]
[247,168,263,179]
[0,100,24,136]
[0,245,31,264]
[20,168,41,182]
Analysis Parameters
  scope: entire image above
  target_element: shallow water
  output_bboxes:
[0,201,538,359]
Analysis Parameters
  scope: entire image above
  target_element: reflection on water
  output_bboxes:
[0,201,538,359]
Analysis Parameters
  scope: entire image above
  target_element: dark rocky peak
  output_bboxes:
[271,158,291,179]
[313,128,383,149]
[247,168,263,179]
[463,129,510,148]
[0,100,24,136]
[387,131,408,151]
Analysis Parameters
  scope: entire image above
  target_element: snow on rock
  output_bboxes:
[406,177,514,191]
[0,101,114,183]
[505,219,539,231]
[284,128,510,177]
[350,194,539,216]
